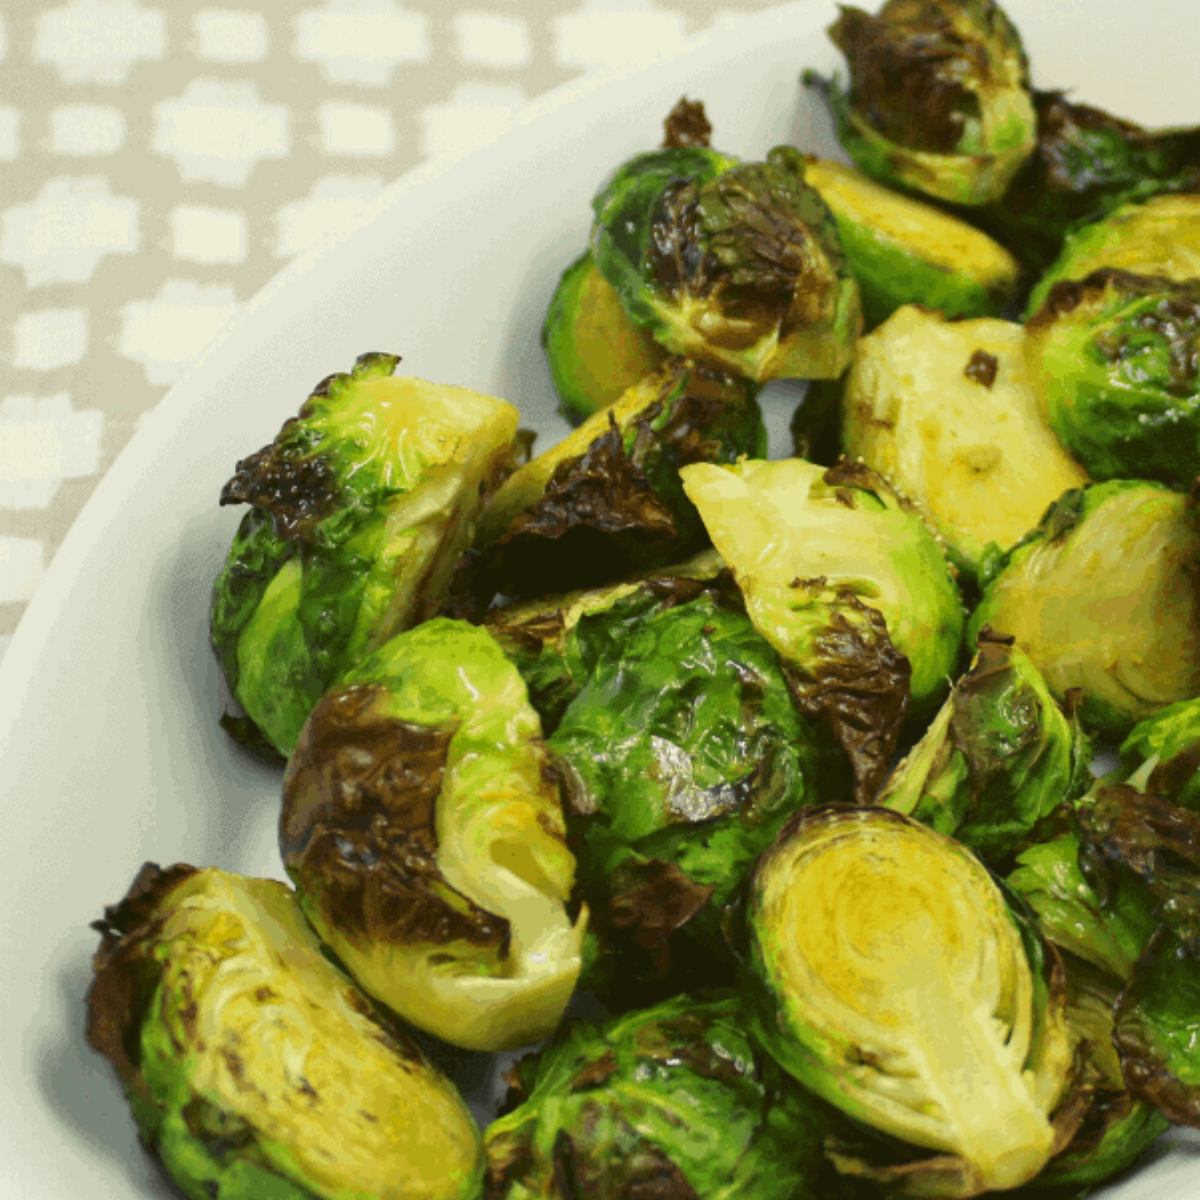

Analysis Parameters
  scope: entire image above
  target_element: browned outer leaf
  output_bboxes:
[662,98,712,150]
[280,684,510,954]
[607,859,716,976]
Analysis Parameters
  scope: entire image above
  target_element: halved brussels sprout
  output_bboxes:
[541,250,666,425]
[977,90,1200,275]
[280,618,585,1052]
[1026,269,1200,490]
[1119,695,1200,812]
[485,993,855,1200]
[530,570,847,993]
[469,356,764,600]
[591,144,861,381]
[741,805,1072,1194]
[967,480,1200,735]
[803,156,1021,327]
[877,629,1092,866]
[210,353,520,756]
[841,305,1089,578]
[681,457,964,797]
[1025,193,1200,316]
[810,0,1037,207]
[87,864,484,1200]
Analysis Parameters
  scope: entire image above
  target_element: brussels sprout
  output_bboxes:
[541,250,666,425]
[976,91,1200,275]
[808,0,1037,207]
[469,356,764,601]
[280,618,585,1052]
[210,353,521,757]
[591,144,861,381]
[967,480,1200,735]
[485,992,855,1200]
[740,805,1072,1195]
[1025,193,1200,316]
[682,456,963,797]
[529,570,847,992]
[1119,694,1200,812]
[803,156,1021,327]
[86,863,484,1200]
[840,305,1089,578]
[1026,269,1200,490]
[877,630,1092,866]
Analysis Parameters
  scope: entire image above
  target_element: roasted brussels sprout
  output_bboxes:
[485,992,855,1200]
[280,618,585,1052]
[803,156,1021,327]
[511,568,848,993]
[840,305,1089,578]
[976,90,1200,275]
[682,456,964,797]
[591,144,861,381]
[1025,192,1200,316]
[87,863,484,1200]
[968,480,1200,735]
[877,629,1091,866]
[1119,695,1200,812]
[468,356,764,600]
[541,250,666,425]
[740,805,1072,1195]
[1026,269,1200,490]
[809,0,1037,207]
[210,353,521,757]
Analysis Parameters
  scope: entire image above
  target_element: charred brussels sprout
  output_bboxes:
[591,144,861,381]
[86,863,484,1200]
[809,0,1037,206]
[1119,695,1200,812]
[877,630,1092,867]
[1025,192,1200,316]
[210,353,520,757]
[740,806,1072,1195]
[521,570,847,992]
[803,157,1021,327]
[978,91,1200,275]
[541,250,666,425]
[485,992,853,1200]
[280,618,585,1052]
[470,357,764,600]
[1026,270,1200,490]
[840,305,1089,579]
[968,480,1200,735]
[682,456,963,799]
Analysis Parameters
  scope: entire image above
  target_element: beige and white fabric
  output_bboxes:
[0,0,783,661]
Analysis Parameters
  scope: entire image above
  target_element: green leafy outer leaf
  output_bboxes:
[1007,832,1159,983]
[86,864,484,1200]
[280,618,585,1053]
[966,479,1200,736]
[1024,193,1200,317]
[591,145,861,381]
[1026,269,1200,489]
[740,805,1072,1195]
[878,630,1092,867]
[483,992,856,1200]
[471,357,764,600]
[681,456,964,717]
[1113,927,1200,1128]
[974,90,1200,276]
[1119,694,1200,812]
[542,578,847,990]
[210,354,521,755]
[813,0,1036,207]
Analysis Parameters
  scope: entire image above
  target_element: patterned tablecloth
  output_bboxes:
[0,0,789,660]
